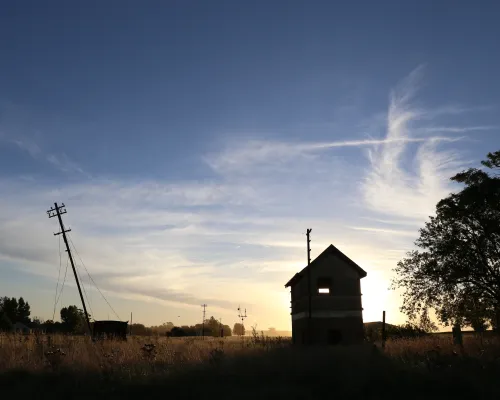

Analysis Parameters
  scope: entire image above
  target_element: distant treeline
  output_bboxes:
[1,298,237,337]
[131,317,234,337]
[364,322,434,341]
[1,296,290,338]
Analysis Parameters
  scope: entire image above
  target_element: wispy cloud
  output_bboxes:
[362,66,467,222]
[46,153,89,177]
[206,136,460,175]
[6,136,89,177]
[349,226,417,237]
[13,138,42,158]
[419,126,497,134]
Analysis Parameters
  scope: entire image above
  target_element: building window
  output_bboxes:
[317,277,332,295]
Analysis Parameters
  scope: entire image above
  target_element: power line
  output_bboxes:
[74,260,94,320]
[53,258,69,320]
[68,234,121,321]
[53,235,63,320]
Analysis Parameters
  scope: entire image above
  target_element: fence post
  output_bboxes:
[382,310,386,349]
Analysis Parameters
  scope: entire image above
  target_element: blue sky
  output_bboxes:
[1,1,499,329]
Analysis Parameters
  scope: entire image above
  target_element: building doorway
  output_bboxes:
[328,330,342,345]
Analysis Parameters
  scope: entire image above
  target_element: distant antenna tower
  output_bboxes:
[237,305,247,336]
[201,304,207,339]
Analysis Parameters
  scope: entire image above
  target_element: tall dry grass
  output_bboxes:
[0,333,288,375]
[1,333,500,399]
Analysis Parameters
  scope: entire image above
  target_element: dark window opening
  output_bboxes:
[317,277,332,295]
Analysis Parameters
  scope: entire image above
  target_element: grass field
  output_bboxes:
[1,333,500,399]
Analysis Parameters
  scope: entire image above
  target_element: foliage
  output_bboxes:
[233,323,245,336]
[31,317,44,328]
[392,151,500,330]
[150,322,174,336]
[364,322,431,342]
[129,323,153,336]
[386,323,431,339]
[417,309,438,333]
[0,296,31,329]
[60,306,89,334]
[168,317,232,337]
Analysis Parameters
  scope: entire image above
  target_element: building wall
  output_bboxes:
[292,316,364,345]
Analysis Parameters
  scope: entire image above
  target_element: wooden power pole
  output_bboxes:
[306,229,312,344]
[47,202,92,335]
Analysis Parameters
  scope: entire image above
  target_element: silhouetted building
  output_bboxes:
[93,320,128,340]
[285,244,367,345]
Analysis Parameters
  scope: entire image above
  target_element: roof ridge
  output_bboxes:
[284,244,367,287]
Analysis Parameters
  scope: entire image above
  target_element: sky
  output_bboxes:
[0,1,499,330]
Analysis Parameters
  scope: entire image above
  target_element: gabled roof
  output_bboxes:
[284,244,367,288]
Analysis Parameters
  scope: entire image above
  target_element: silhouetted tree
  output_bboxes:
[31,317,44,329]
[60,305,88,333]
[169,326,187,337]
[0,296,31,326]
[233,323,245,336]
[16,297,31,324]
[222,324,232,337]
[267,327,277,336]
[417,309,437,333]
[393,151,500,331]
[204,316,219,337]
[150,322,174,336]
[129,323,152,336]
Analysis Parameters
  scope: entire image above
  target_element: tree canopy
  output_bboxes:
[233,322,245,336]
[0,296,31,328]
[167,317,232,337]
[392,151,500,330]
[60,305,89,333]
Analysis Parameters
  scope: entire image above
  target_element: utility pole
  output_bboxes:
[219,318,223,338]
[201,304,207,339]
[47,202,92,335]
[237,306,247,337]
[130,312,133,336]
[306,229,312,344]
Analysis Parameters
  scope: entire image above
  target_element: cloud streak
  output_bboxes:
[205,136,461,174]
[6,136,89,177]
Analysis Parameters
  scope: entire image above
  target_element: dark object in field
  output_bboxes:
[93,320,128,340]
